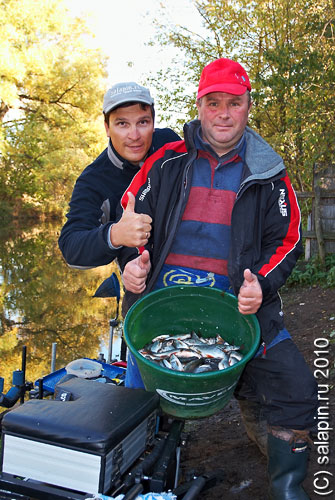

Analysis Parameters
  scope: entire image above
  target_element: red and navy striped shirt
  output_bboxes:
[155,129,246,290]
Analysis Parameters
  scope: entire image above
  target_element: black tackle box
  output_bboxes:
[1,377,159,496]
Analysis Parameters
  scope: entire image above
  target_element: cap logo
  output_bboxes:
[234,73,246,85]
[109,84,142,97]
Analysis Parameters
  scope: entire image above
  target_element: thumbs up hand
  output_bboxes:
[124,191,136,213]
[122,250,151,293]
[238,269,263,315]
[110,192,152,248]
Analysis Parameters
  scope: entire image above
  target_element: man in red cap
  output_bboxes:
[118,58,317,499]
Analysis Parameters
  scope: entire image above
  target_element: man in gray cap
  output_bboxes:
[58,82,180,268]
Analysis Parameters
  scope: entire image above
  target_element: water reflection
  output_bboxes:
[0,222,121,391]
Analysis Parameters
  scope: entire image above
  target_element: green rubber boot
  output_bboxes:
[268,433,310,500]
[238,399,268,456]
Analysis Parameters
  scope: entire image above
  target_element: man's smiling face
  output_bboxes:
[105,103,154,165]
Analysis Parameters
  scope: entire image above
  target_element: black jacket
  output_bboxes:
[118,121,303,344]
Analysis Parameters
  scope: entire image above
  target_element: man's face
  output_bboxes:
[196,92,251,156]
[105,104,154,165]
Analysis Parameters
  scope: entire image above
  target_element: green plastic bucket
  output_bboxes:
[124,286,260,419]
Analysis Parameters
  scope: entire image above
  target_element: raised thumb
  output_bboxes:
[243,268,255,283]
[125,192,135,212]
[139,250,150,269]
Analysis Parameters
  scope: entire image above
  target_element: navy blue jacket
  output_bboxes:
[58,128,180,268]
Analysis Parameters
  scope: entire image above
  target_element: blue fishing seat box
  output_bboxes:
[1,377,159,496]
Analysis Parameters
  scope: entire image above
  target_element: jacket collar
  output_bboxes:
[107,139,123,169]
[194,126,246,163]
[184,120,285,181]
[107,139,143,176]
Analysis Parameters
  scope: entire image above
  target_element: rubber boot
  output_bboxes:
[238,399,268,456]
[268,433,310,500]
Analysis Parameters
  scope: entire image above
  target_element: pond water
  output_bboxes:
[0,221,122,392]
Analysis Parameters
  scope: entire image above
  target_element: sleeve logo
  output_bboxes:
[278,188,288,216]
[139,178,151,201]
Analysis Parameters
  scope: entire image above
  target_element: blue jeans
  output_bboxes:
[125,351,145,389]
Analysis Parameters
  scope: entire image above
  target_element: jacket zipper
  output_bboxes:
[146,155,195,292]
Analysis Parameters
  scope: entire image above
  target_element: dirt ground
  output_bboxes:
[179,285,335,499]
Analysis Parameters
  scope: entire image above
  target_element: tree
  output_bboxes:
[148,0,335,193]
[0,0,107,219]
[0,223,117,388]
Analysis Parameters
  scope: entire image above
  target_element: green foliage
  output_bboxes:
[285,253,335,288]
[0,0,108,219]
[147,0,335,192]
[0,222,120,390]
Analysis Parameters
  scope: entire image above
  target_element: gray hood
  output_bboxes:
[244,126,285,182]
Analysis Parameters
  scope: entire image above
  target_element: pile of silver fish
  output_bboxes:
[139,331,244,373]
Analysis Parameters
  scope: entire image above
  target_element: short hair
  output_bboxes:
[104,102,155,125]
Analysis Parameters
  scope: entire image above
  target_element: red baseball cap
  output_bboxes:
[197,58,251,99]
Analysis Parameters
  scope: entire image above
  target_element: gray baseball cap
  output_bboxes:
[103,82,154,114]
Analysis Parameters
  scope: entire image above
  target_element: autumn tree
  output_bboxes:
[149,0,335,192]
[0,223,117,388]
[0,0,107,219]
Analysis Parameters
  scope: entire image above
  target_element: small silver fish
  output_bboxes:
[218,357,230,370]
[183,358,204,373]
[193,364,213,373]
[223,344,241,353]
[151,334,171,343]
[139,331,244,373]
[192,344,228,359]
[150,340,163,353]
[229,351,243,362]
[169,354,184,371]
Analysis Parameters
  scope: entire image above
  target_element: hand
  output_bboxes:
[238,269,263,315]
[122,250,151,293]
[110,192,152,247]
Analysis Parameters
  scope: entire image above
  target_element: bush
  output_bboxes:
[286,253,335,288]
